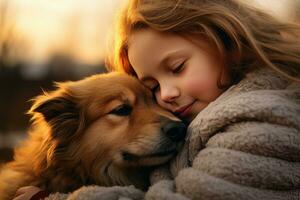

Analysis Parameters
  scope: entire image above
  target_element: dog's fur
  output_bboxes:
[0,72,186,200]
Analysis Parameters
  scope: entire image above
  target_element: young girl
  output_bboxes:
[107,0,300,199]
[14,0,300,199]
[109,0,300,124]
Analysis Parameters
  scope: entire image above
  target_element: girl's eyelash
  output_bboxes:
[172,61,185,74]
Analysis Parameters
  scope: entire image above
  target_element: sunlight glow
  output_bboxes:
[10,0,122,64]
[2,0,295,65]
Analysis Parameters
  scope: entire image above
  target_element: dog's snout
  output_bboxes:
[162,121,187,142]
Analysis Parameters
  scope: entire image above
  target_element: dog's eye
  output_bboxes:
[109,104,132,116]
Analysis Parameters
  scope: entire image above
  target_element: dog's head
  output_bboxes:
[29,72,186,187]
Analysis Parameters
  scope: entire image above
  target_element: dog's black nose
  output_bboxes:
[162,121,187,142]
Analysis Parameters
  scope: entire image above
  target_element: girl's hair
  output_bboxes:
[107,0,300,84]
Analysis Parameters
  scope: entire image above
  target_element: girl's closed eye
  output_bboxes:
[172,61,186,74]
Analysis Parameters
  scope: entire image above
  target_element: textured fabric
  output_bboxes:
[45,185,144,200]
[47,68,300,200]
[147,68,300,200]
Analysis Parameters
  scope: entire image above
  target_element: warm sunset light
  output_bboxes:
[2,0,122,65]
[1,0,297,65]
[0,1,299,198]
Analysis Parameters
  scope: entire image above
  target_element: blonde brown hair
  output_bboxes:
[107,0,300,84]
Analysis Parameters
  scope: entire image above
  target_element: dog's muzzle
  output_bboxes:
[161,121,187,142]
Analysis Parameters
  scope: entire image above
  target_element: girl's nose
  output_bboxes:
[159,84,180,103]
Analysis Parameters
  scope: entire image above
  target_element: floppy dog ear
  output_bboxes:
[31,93,82,139]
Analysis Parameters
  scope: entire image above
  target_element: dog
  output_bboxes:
[0,72,186,200]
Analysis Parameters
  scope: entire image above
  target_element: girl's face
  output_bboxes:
[128,29,229,122]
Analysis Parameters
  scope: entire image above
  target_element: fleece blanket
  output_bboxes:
[46,68,300,200]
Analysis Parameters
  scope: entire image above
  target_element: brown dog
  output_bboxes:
[0,72,186,200]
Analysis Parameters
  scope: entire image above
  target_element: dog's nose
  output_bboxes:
[162,121,187,142]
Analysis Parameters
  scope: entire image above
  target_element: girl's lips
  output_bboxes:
[174,101,196,118]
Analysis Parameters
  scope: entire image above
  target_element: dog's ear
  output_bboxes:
[32,95,76,122]
[30,92,83,139]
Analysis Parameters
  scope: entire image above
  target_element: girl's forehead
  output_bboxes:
[128,29,216,54]
[128,29,171,51]
[126,30,167,83]
[128,29,190,62]
[128,29,218,66]
[128,30,167,62]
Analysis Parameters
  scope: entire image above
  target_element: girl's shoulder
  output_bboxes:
[232,67,291,93]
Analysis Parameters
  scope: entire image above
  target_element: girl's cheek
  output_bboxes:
[184,74,212,95]
[184,73,223,103]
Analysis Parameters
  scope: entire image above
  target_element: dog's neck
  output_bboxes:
[40,163,152,193]
[38,155,153,192]
[19,126,153,192]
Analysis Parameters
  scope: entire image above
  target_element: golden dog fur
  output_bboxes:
[0,72,186,200]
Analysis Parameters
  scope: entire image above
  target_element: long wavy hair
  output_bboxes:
[107,0,300,84]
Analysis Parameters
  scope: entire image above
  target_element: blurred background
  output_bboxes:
[0,0,299,165]
[0,0,123,164]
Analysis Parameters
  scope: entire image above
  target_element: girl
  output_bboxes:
[109,0,300,124]
[14,0,300,199]
[107,0,300,199]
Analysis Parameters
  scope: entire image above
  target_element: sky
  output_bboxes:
[4,0,123,65]
[2,0,296,65]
